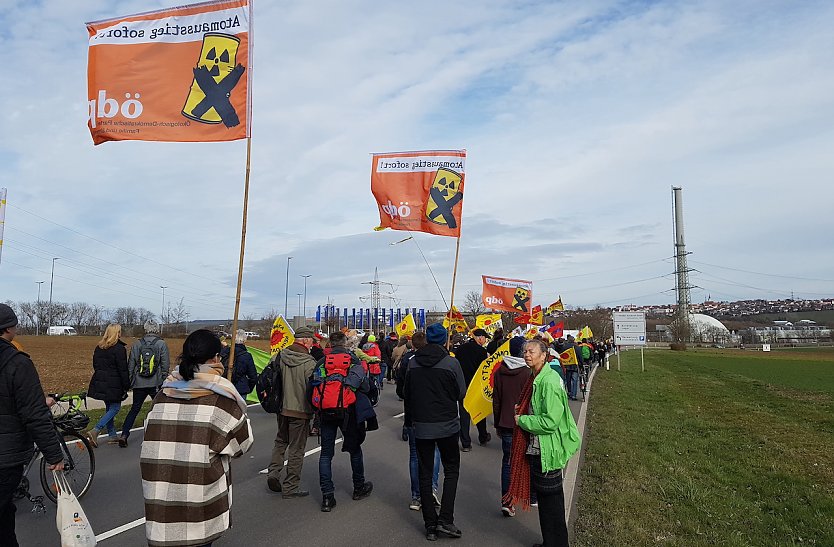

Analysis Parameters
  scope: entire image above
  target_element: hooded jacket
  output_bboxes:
[279,343,317,419]
[0,338,63,468]
[403,344,466,439]
[492,355,531,434]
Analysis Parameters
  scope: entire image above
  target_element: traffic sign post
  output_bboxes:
[613,311,647,372]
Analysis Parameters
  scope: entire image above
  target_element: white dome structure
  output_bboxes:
[689,313,730,342]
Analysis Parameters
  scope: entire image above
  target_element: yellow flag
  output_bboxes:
[559,346,578,365]
[269,315,295,355]
[463,339,511,424]
[443,307,469,333]
[475,313,502,334]
[396,313,417,337]
[579,325,594,340]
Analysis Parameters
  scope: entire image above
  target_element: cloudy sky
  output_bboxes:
[2,0,833,322]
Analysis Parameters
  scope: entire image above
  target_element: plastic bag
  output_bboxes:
[54,470,97,546]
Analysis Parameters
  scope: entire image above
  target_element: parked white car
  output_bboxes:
[244,331,260,339]
[48,326,78,336]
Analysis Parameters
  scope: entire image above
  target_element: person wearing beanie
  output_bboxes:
[267,325,318,499]
[454,329,492,450]
[403,323,467,541]
[118,320,170,447]
[493,336,533,516]
[0,304,64,545]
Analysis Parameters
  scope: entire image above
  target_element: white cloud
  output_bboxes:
[1,0,833,321]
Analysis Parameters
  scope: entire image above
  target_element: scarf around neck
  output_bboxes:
[162,361,247,413]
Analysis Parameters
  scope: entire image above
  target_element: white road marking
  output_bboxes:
[96,517,146,542]
[258,438,343,474]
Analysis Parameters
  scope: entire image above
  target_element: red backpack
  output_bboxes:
[311,352,357,421]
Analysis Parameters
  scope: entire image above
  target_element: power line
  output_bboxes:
[689,259,834,283]
[8,204,230,286]
[5,239,229,310]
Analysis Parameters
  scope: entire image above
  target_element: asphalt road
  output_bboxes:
[15,381,585,547]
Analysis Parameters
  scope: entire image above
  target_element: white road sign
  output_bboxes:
[613,311,646,346]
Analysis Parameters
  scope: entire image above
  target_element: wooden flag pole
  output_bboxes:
[446,233,462,349]
[228,137,252,380]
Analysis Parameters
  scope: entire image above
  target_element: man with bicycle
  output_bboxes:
[0,304,64,546]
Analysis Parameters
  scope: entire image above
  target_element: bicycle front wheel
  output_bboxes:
[40,431,96,503]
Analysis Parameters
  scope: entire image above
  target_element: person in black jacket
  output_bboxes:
[404,323,467,541]
[86,323,129,447]
[454,329,491,450]
[0,304,64,545]
[220,330,258,397]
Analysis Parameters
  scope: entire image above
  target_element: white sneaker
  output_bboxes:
[409,498,421,511]
[501,505,516,517]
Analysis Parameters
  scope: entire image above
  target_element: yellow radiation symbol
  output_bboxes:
[425,168,463,228]
[512,287,530,313]
[182,33,246,127]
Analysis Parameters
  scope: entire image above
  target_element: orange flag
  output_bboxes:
[371,150,466,237]
[481,275,533,314]
[86,0,251,144]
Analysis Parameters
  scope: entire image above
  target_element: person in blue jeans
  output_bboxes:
[318,333,374,512]
[86,323,129,447]
[407,426,441,510]
[319,411,371,509]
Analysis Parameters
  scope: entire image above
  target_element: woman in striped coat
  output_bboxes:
[140,329,253,547]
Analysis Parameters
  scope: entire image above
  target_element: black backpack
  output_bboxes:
[137,338,159,378]
[256,353,283,414]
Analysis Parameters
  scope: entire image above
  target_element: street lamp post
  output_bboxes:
[297,293,303,317]
[35,281,44,335]
[160,286,168,334]
[300,274,312,319]
[284,256,293,318]
[48,258,59,329]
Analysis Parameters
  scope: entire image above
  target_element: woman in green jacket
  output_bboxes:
[509,338,581,547]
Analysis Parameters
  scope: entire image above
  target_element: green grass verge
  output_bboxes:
[575,348,834,546]
[81,401,154,437]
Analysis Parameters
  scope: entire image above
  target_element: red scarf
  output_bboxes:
[502,374,534,511]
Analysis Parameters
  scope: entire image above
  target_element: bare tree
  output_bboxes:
[137,308,156,326]
[462,290,485,320]
[166,299,187,326]
[69,302,92,330]
[111,307,138,327]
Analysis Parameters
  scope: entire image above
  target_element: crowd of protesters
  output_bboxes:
[0,303,610,547]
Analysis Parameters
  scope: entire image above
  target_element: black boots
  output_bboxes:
[352,481,374,500]
[321,494,337,512]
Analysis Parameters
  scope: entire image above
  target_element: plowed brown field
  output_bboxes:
[14,335,272,393]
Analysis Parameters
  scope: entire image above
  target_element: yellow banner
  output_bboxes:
[269,315,295,355]
[475,313,502,334]
[462,339,511,424]
[559,346,578,365]
[396,313,417,337]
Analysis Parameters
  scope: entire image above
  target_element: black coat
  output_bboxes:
[454,339,488,384]
[87,340,129,402]
[0,338,63,468]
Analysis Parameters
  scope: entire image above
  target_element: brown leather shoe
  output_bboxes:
[86,429,99,448]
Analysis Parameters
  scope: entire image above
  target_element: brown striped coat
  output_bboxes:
[140,392,253,547]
